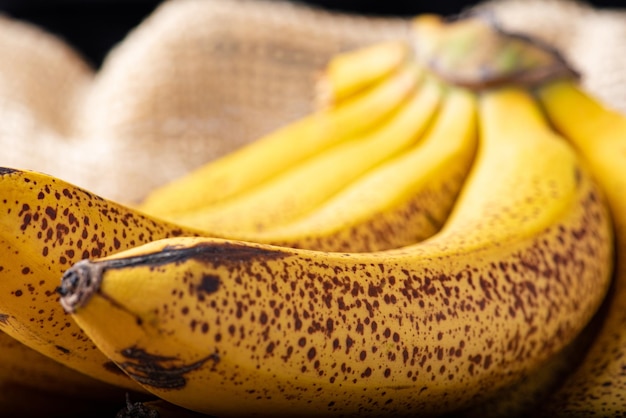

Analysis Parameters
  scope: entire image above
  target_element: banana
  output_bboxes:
[316,40,411,106]
[169,71,439,234]
[138,59,419,217]
[533,78,626,416]
[58,86,612,416]
[0,329,128,399]
[0,167,210,390]
[232,84,477,251]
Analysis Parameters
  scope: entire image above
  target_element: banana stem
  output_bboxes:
[411,12,578,90]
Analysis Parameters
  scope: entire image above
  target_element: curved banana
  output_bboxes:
[58,87,612,416]
[138,60,419,217]
[169,72,439,234]
[0,167,208,390]
[317,40,411,105]
[0,329,129,399]
[234,84,477,251]
[534,79,626,416]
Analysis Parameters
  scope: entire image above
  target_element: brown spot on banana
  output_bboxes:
[118,346,219,389]
[198,275,221,296]
[54,345,71,354]
[0,167,18,176]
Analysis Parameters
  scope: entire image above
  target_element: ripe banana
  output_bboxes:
[169,71,439,234]
[233,84,477,251]
[0,167,209,390]
[58,86,612,416]
[138,59,418,217]
[317,40,411,105]
[0,329,128,399]
[533,78,626,416]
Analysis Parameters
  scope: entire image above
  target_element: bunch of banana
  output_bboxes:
[0,10,624,418]
[55,36,615,416]
[0,33,477,413]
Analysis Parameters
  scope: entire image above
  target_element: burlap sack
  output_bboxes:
[0,0,624,204]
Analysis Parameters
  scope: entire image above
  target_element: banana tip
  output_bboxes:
[57,260,103,314]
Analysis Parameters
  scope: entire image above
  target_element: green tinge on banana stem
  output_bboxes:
[411,13,577,89]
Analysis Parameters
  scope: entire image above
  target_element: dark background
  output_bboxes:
[0,0,623,68]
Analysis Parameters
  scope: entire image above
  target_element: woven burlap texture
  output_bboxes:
[0,0,624,204]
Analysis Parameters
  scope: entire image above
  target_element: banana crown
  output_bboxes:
[411,13,577,89]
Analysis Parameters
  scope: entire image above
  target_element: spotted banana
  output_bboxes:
[533,78,626,416]
[0,167,207,389]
